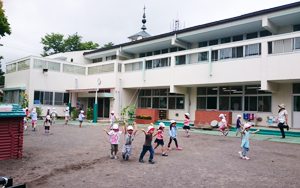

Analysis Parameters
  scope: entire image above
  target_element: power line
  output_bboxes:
[0,42,42,53]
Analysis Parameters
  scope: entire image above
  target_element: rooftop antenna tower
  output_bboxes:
[171,13,185,31]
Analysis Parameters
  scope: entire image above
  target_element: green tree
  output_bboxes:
[102,42,114,48]
[0,56,5,85]
[0,0,11,38]
[41,32,99,57]
[40,33,65,57]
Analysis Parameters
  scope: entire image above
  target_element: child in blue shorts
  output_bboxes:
[239,123,259,160]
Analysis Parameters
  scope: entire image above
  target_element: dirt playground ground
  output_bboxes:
[1,123,300,188]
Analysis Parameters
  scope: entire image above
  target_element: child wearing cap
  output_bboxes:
[236,114,243,138]
[139,125,156,164]
[218,114,228,136]
[239,124,260,160]
[122,121,138,161]
[154,122,168,156]
[23,117,28,131]
[78,110,85,128]
[46,107,50,116]
[167,120,182,150]
[51,108,57,124]
[63,107,70,125]
[31,108,38,131]
[109,111,118,130]
[183,113,191,137]
[104,124,122,159]
[43,115,52,136]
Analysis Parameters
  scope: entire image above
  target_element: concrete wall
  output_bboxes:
[47,51,93,64]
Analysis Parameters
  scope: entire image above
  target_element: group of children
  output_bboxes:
[218,113,260,160]
[23,106,86,136]
[103,112,191,164]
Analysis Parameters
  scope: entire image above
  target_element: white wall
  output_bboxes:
[47,51,93,64]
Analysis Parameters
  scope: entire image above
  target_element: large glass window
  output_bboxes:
[294,24,300,32]
[207,97,217,109]
[138,89,184,110]
[231,97,242,111]
[219,97,230,110]
[209,39,218,46]
[33,91,69,106]
[212,50,218,61]
[246,32,258,39]
[146,60,152,69]
[198,52,208,62]
[176,55,186,65]
[199,41,208,48]
[293,83,300,94]
[233,35,243,42]
[54,92,63,105]
[221,37,231,44]
[258,96,271,112]
[260,30,272,37]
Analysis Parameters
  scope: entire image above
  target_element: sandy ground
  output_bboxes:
[1,123,300,188]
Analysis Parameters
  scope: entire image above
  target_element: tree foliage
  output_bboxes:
[0,0,11,38]
[40,32,100,57]
[102,42,114,48]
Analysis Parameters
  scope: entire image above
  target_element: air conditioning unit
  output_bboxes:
[43,68,48,73]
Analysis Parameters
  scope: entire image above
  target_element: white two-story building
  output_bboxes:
[3,2,300,127]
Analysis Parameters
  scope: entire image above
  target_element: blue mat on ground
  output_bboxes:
[154,121,194,127]
[230,127,300,137]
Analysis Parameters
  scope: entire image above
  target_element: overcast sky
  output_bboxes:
[0,0,298,70]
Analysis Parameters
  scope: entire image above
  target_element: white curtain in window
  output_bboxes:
[245,44,259,56]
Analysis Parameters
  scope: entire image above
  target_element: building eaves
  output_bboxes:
[83,1,300,56]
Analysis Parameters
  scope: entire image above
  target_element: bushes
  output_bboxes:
[86,108,93,120]
[72,108,80,120]
[136,115,152,120]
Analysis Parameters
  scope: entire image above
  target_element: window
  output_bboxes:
[146,52,152,57]
[161,49,168,54]
[140,53,146,58]
[268,42,273,54]
[199,41,207,48]
[209,39,218,46]
[6,63,17,73]
[245,43,260,56]
[293,83,300,94]
[294,37,300,50]
[244,96,257,111]
[231,97,242,111]
[168,97,176,109]
[207,97,217,109]
[44,92,53,105]
[197,87,206,95]
[18,60,30,71]
[246,32,258,39]
[197,97,206,109]
[232,46,243,58]
[178,47,185,51]
[260,30,272,37]
[198,52,208,62]
[93,58,102,63]
[233,35,243,42]
[220,86,230,95]
[34,91,69,106]
[118,63,122,72]
[294,24,300,32]
[139,98,151,108]
[258,96,271,112]
[221,37,231,44]
[71,58,73,62]
[176,55,186,65]
[176,97,184,109]
[219,97,229,110]
[207,87,218,95]
[220,48,232,59]
[138,89,184,110]
[231,86,243,95]
[170,47,178,52]
[212,50,218,61]
[146,60,152,69]
[54,92,63,105]
[154,50,161,55]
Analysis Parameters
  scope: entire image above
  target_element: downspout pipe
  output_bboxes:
[174,33,191,49]
[119,46,134,59]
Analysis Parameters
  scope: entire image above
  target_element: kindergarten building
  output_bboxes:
[3,2,300,128]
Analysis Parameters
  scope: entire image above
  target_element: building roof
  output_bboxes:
[0,104,27,118]
[83,1,300,56]
[128,31,151,39]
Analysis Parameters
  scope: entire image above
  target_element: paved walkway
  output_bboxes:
[32,120,300,145]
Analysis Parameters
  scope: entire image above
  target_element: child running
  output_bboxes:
[238,123,260,160]
[109,111,117,130]
[183,113,190,137]
[51,108,57,124]
[78,110,85,128]
[167,120,182,150]
[154,122,168,156]
[236,114,244,138]
[139,125,155,164]
[218,114,228,136]
[43,115,52,136]
[31,108,38,131]
[104,124,122,159]
[122,122,138,161]
[63,107,70,124]
[46,107,50,116]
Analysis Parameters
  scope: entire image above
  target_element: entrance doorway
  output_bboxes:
[88,98,110,119]
[292,84,300,128]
